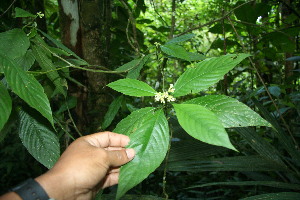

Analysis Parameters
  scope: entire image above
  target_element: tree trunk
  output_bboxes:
[58,0,113,133]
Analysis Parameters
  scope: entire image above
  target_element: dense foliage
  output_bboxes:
[0,0,299,199]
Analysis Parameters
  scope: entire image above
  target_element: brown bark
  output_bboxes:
[282,0,294,90]
[79,0,113,132]
[58,0,87,134]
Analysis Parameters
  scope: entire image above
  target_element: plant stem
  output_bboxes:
[162,121,173,200]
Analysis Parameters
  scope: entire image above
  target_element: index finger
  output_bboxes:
[84,131,130,148]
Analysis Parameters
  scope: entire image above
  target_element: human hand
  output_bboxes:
[35,131,135,200]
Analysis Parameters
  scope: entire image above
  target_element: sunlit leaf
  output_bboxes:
[1,55,54,126]
[185,95,270,127]
[114,108,169,199]
[173,103,237,151]
[166,33,195,44]
[0,82,12,132]
[18,109,60,169]
[173,54,250,97]
[108,79,156,97]
[161,44,191,61]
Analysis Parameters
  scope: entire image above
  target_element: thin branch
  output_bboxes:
[162,121,173,200]
[177,0,254,36]
[227,16,299,150]
[0,0,17,18]
[230,19,294,38]
[119,0,140,54]
[150,0,168,26]
[169,0,176,39]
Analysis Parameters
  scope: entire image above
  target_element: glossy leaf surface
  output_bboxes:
[173,54,250,97]
[173,103,236,151]
[114,108,169,200]
[108,79,156,97]
[185,95,270,127]
[18,110,60,169]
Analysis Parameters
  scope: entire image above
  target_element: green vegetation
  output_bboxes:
[0,0,299,199]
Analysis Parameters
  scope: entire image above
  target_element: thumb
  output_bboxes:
[107,148,135,167]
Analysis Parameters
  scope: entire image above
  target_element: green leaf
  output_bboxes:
[114,108,169,199]
[173,104,236,151]
[252,98,300,165]
[55,96,77,114]
[1,55,54,126]
[0,82,12,132]
[127,55,151,79]
[116,57,143,72]
[173,54,250,97]
[185,95,270,128]
[165,33,195,44]
[101,96,124,130]
[235,127,285,166]
[187,52,205,61]
[101,194,168,200]
[14,50,35,71]
[268,86,281,97]
[240,192,300,200]
[167,155,288,172]
[14,7,36,18]
[18,109,60,169]
[38,30,87,63]
[0,29,30,60]
[187,181,300,190]
[107,79,156,97]
[32,37,66,97]
[161,44,191,61]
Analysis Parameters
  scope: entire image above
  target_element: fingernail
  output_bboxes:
[125,148,135,160]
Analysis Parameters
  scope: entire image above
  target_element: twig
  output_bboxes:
[0,0,16,18]
[162,122,173,200]
[177,0,254,36]
[66,101,83,137]
[149,0,168,26]
[230,19,294,38]
[169,0,176,39]
[227,16,299,150]
[119,0,140,54]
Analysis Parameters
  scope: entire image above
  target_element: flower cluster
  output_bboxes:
[37,12,44,18]
[154,84,176,104]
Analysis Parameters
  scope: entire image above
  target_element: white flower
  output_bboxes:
[154,84,176,104]
[168,84,175,93]
[37,12,44,18]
